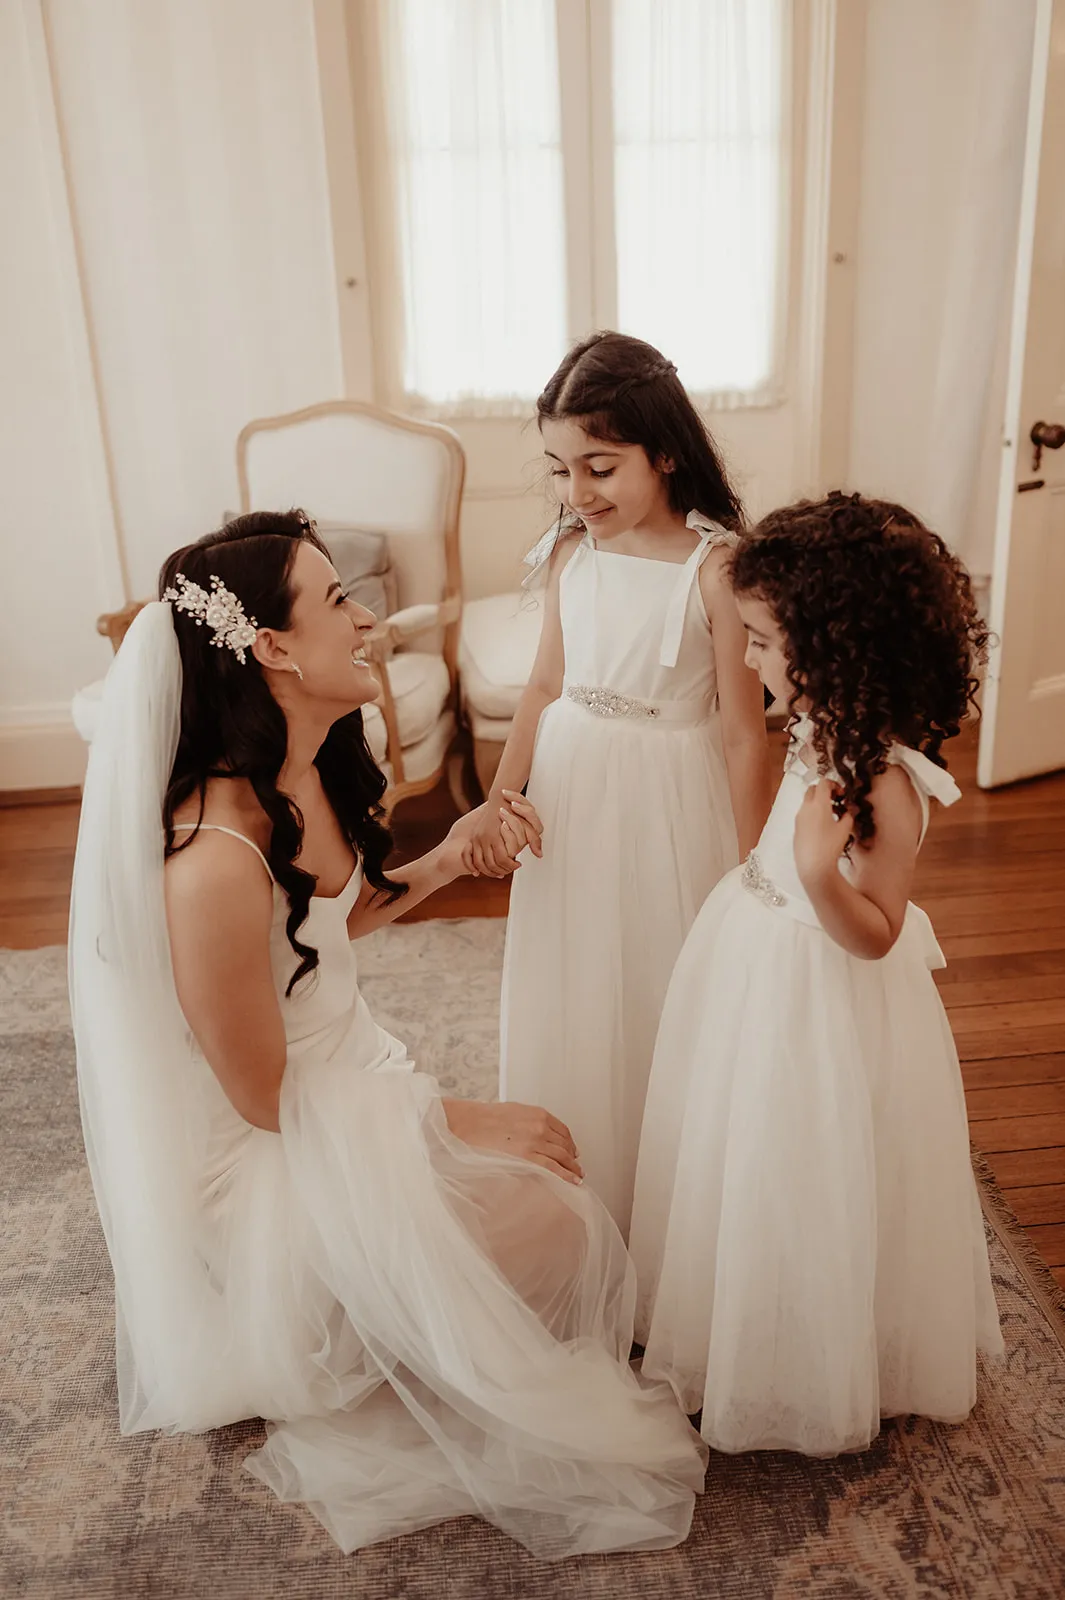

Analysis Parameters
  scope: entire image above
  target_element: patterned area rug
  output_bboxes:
[2,926,1064,1600]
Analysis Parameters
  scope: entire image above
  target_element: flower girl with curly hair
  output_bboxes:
[630,491,1003,1457]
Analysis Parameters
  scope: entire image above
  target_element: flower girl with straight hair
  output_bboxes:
[471,331,774,1237]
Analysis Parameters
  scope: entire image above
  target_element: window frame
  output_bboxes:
[344,0,817,421]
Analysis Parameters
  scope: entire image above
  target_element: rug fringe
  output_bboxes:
[972,1145,1065,1352]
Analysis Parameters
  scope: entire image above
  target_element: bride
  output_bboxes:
[69,509,706,1560]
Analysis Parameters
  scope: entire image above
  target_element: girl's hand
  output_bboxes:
[441,794,544,880]
[442,1098,583,1184]
[470,790,544,879]
[793,779,854,887]
[499,791,543,863]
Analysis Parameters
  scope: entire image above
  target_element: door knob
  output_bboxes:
[1030,420,1065,470]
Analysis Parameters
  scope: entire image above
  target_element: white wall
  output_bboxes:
[1,0,344,788]
[1,0,1038,788]
[1,1,121,788]
[846,0,1035,577]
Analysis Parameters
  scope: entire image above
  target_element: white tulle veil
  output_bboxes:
[69,601,243,1432]
[67,601,707,1555]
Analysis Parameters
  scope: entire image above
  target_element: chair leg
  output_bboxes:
[446,749,478,815]
[472,738,505,801]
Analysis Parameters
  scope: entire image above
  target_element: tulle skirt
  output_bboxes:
[501,696,737,1237]
[630,869,1003,1457]
[140,1034,707,1559]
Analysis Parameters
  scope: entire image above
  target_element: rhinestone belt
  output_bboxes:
[564,685,660,720]
[741,850,788,907]
[562,686,712,726]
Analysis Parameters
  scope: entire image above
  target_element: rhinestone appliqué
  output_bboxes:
[565,685,660,720]
[741,850,788,907]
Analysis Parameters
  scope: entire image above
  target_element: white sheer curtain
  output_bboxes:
[377,0,568,414]
[612,0,788,403]
[368,0,789,414]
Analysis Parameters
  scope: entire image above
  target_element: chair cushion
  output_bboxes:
[465,709,514,744]
[459,592,544,721]
[377,710,456,789]
[223,514,399,621]
[318,524,399,622]
[362,652,451,763]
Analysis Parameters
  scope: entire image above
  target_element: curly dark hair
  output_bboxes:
[159,510,405,994]
[729,491,990,845]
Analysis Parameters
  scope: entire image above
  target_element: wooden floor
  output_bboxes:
[2,727,1063,1287]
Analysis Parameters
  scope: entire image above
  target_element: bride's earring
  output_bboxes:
[290,663,304,682]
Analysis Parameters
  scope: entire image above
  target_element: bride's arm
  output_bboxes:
[345,795,543,940]
[164,829,583,1179]
[164,836,285,1132]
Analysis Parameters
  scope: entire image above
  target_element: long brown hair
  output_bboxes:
[159,511,405,993]
[538,330,744,529]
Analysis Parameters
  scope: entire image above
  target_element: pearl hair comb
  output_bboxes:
[162,573,259,664]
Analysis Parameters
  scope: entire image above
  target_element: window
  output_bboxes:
[612,0,786,398]
[365,0,789,412]
[380,0,568,411]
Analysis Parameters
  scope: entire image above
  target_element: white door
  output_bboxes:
[979,0,1065,788]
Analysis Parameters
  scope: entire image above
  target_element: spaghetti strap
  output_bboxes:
[170,823,276,884]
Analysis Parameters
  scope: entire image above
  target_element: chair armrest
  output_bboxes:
[97,601,149,654]
[363,595,461,662]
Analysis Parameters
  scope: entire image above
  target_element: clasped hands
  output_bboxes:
[443,790,545,879]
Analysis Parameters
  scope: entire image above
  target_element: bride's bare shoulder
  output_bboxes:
[170,778,270,848]
[165,779,273,919]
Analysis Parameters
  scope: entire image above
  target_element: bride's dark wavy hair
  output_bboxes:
[159,510,405,993]
[729,491,990,846]
[537,330,744,533]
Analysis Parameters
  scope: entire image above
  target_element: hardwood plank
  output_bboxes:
[957,1025,1065,1062]
[964,1083,1065,1122]
[937,928,1065,960]
[1024,1223,1065,1267]
[981,1146,1065,1187]
[0,785,81,808]
[948,998,1065,1035]
[399,878,509,922]
[1001,1185,1065,1226]
[934,948,1065,987]
[935,973,1065,1008]
[960,1053,1065,1091]
[914,859,1065,895]
[0,916,70,950]
[0,803,80,848]
[930,899,1065,939]
[970,1114,1065,1153]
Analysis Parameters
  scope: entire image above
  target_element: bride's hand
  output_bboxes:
[442,1099,584,1185]
[442,794,544,880]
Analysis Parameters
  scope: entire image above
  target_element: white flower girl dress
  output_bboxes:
[630,719,1002,1455]
[501,513,739,1236]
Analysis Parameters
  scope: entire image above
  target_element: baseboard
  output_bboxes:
[0,786,81,808]
[0,722,87,792]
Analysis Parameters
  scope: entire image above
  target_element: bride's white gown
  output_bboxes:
[203,837,705,1555]
[70,606,706,1564]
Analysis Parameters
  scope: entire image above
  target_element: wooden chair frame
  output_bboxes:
[235,400,466,814]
